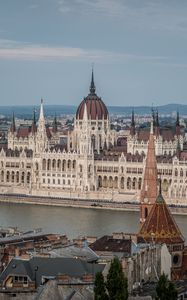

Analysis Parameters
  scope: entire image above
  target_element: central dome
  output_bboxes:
[76,71,108,120]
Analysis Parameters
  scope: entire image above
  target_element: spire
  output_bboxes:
[89,68,96,95]
[140,118,158,224]
[154,110,160,136]
[131,109,135,126]
[176,111,180,127]
[156,110,159,127]
[151,108,156,127]
[130,109,135,136]
[52,113,58,133]
[10,112,16,133]
[39,98,44,121]
[31,108,37,133]
[33,108,36,125]
[176,111,180,136]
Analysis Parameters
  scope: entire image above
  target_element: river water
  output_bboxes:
[0,203,187,240]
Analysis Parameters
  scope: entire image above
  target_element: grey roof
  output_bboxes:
[49,245,99,262]
[0,232,52,246]
[0,257,105,287]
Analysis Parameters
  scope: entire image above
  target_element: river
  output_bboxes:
[0,203,187,240]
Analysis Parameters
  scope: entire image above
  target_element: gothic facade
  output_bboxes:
[0,72,187,204]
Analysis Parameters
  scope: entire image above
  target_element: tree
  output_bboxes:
[156,273,177,300]
[94,271,109,300]
[106,257,128,300]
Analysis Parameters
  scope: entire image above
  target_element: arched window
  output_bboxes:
[98,176,102,188]
[42,159,46,170]
[52,159,56,170]
[7,171,10,182]
[120,177,124,189]
[72,160,76,169]
[27,172,31,184]
[16,171,19,183]
[67,160,71,170]
[21,172,25,184]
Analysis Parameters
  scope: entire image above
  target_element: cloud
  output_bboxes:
[57,0,187,33]
[58,0,125,17]
[0,39,168,63]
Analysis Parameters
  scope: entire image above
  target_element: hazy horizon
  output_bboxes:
[0,0,187,106]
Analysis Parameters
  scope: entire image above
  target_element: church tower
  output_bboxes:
[138,179,185,279]
[140,120,158,224]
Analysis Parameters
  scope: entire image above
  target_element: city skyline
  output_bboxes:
[0,0,187,106]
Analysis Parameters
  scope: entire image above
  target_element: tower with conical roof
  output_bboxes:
[138,179,184,277]
[140,119,158,224]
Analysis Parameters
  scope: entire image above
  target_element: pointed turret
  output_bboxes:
[152,108,156,127]
[140,118,158,224]
[52,113,58,133]
[10,112,16,133]
[176,111,180,136]
[89,68,96,95]
[138,178,184,245]
[39,98,44,122]
[130,109,136,136]
[31,108,37,133]
[36,99,47,153]
[154,110,160,136]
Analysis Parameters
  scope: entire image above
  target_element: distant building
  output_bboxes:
[0,71,187,203]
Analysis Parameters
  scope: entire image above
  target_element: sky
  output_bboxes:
[0,0,187,107]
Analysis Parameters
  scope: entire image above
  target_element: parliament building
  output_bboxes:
[0,71,187,204]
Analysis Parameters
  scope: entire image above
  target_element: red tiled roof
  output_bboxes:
[136,128,176,142]
[16,127,31,138]
[138,194,184,245]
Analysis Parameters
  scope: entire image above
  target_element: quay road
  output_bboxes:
[0,193,187,215]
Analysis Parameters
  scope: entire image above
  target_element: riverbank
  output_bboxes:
[0,194,187,216]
